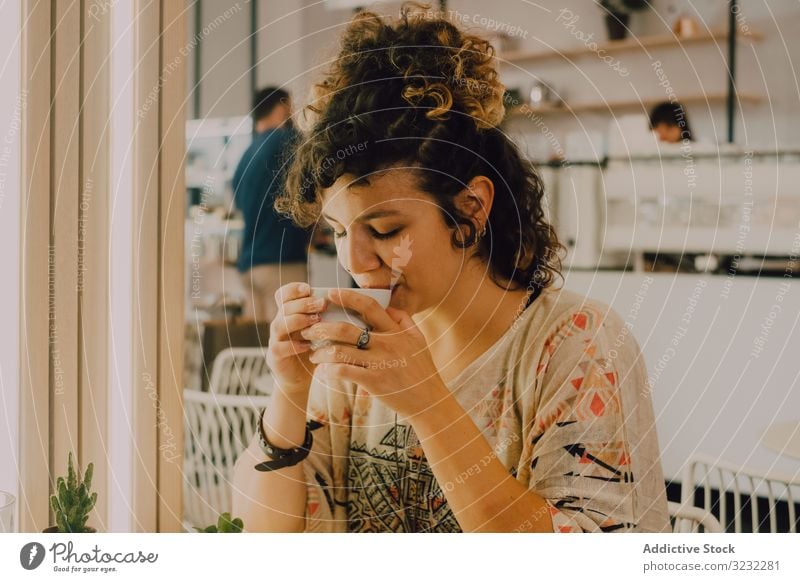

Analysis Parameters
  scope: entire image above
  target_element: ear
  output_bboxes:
[454,175,494,229]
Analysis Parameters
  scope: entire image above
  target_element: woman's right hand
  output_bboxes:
[266,282,327,394]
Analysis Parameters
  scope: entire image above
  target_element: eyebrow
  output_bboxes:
[322,210,404,224]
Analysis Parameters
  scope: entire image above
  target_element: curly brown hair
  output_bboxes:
[275,2,564,292]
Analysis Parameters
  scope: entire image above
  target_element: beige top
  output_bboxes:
[295,285,670,532]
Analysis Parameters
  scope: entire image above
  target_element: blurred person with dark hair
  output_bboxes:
[649,100,693,143]
[234,87,311,322]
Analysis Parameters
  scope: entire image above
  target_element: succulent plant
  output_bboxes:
[194,512,244,533]
[49,452,97,533]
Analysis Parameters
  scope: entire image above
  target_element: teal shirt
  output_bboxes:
[233,126,310,273]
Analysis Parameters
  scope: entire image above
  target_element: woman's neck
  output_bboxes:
[412,266,530,371]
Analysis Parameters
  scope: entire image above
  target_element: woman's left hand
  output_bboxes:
[300,288,449,421]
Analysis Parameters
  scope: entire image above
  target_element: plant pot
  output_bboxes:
[605,12,631,40]
[42,526,97,533]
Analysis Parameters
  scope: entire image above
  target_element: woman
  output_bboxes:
[232,3,669,533]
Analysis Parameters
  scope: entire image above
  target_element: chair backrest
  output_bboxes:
[667,501,723,533]
[681,454,800,533]
[183,389,271,530]
[207,347,273,396]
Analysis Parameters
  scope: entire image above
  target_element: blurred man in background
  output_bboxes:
[234,87,311,322]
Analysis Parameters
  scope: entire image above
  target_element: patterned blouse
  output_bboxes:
[297,285,670,532]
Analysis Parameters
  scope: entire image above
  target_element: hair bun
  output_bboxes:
[393,3,506,128]
[306,2,506,130]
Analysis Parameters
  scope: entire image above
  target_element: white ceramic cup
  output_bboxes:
[309,287,392,349]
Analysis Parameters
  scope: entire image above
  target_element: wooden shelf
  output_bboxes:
[498,28,762,64]
[505,92,762,118]
[605,226,797,255]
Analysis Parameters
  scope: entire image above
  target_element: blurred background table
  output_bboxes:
[761,421,800,460]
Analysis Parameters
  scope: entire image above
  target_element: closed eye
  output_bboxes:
[371,227,402,240]
[333,227,402,240]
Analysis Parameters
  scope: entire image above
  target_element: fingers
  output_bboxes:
[300,320,365,346]
[274,281,311,306]
[308,343,370,367]
[326,289,396,332]
[270,338,312,358]
[271,282,325,342]
[273,312,322,341]
[283,294,327,317]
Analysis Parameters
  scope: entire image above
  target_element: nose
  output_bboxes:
[339,227,382,276]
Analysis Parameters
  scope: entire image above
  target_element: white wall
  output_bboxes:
[565,271,800,482]
[0,0,21,524]
[192,0,253,118]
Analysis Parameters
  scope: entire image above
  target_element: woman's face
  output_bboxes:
[319,169,477,316]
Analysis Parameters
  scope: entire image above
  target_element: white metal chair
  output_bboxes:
[182,389,271,531]
[681,454,800,533]
[668,501,723,533]
[207,347,273,396]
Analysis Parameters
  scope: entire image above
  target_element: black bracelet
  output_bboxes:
[254,408,314,472]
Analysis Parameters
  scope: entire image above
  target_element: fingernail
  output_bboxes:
[299,283,310,294]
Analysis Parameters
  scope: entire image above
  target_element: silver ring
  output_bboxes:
[356,327,371,349]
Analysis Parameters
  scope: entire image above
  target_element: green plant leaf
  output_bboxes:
[67,453,77,493]
[83,462,94,492]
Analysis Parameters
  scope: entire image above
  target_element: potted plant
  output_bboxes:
[598,0,648,40]
[44,453,97,533]
[194,512,244,533]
